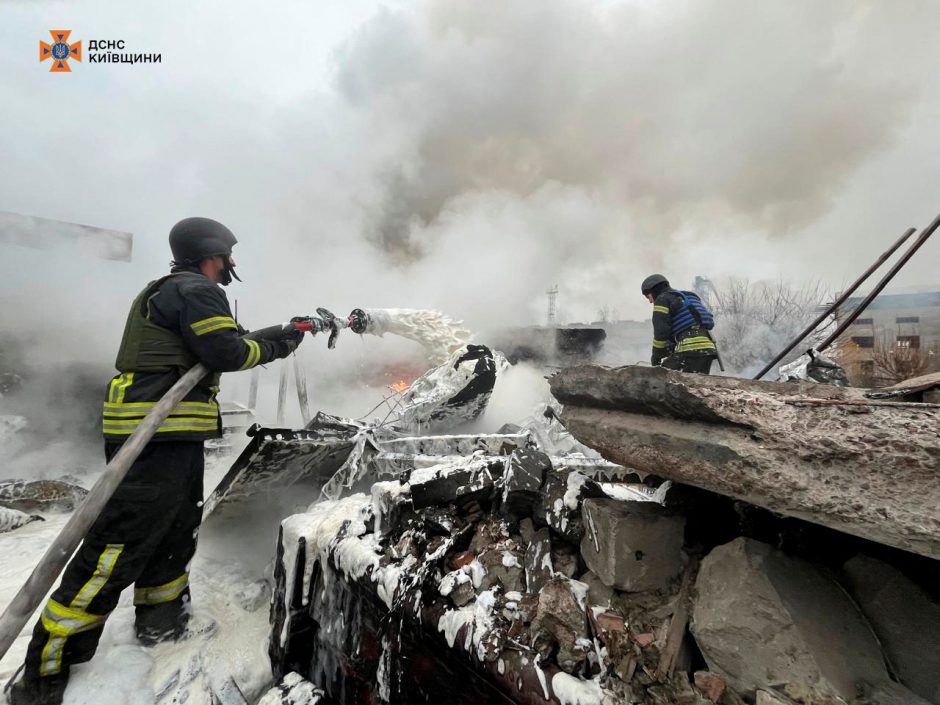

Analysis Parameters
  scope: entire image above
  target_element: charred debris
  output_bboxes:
[239,347,940,705]
[2,333,936,705]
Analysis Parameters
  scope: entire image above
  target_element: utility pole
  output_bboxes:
[546,285,559,326]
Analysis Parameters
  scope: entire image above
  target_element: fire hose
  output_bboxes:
[0,316,346,661]
[0,363,210,660]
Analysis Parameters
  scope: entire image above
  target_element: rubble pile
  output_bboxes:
[270,438,705,705]
[265,366,939,705]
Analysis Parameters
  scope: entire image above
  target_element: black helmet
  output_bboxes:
[641,274,669,296]
[169,217,237,264]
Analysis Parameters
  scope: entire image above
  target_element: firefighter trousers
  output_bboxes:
[662,353,716,374]
[23,440,204,679]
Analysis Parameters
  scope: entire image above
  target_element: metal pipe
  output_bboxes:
[817,214,940,352]
[753,226,917,379]
[0,363,209,660]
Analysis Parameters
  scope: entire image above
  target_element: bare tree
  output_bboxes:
[870,337,938,385]
[596,303,617,323]
[709,277,833,374]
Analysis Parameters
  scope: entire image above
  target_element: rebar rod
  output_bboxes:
[817,214,940,352]
[753,226,917,379]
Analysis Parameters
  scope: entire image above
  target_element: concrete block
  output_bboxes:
[580,498,685,591]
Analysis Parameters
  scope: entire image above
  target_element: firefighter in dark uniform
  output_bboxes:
[7,217,308,705]
[641,274,719,374]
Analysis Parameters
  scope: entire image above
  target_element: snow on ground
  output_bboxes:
[0,446,278,705]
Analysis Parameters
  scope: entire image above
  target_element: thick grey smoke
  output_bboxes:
[1,0,939,428]
[232,0,940,332]
[316,0,923,317]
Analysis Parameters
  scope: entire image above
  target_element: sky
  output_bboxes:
[1,0,939,351]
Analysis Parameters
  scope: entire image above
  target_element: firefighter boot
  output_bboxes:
[5,668,69,705]
[137,604,218,646]
[135,600,190,646]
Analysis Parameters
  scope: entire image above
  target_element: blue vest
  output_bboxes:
[671,290,714,338]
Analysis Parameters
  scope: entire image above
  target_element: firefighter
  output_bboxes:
[7,217,310,705]
[641,274,719,374]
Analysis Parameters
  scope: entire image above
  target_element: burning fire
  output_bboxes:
[390,380,409,393]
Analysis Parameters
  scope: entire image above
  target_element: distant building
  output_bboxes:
[836,290,940,386]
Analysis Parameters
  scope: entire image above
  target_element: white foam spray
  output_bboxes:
[355,309,473,365]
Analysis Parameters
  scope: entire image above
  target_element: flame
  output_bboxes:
[390,380,409,393]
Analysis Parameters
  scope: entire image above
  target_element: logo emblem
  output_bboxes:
[39,30,82,72]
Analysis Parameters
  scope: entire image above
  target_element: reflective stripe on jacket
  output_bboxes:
[651,289,717,364]
[102,269,281,442]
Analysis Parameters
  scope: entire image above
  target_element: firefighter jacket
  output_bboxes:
[651,289,717,365]
[102,268,281,442]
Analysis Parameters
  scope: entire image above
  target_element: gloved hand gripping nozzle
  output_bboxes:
[243,314,331,356]
[244,308,368,353]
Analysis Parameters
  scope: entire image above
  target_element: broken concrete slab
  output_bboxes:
[580,498,685,592]
[550,364,940,559]
[841,555,940,704]
[865,370,940,402]
[691,538,889,700]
